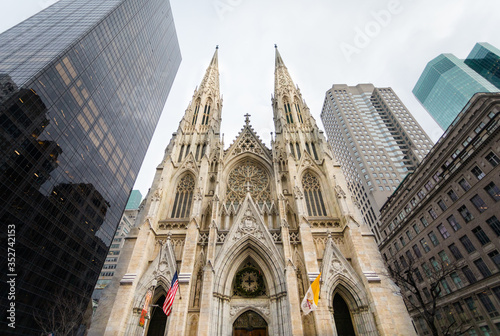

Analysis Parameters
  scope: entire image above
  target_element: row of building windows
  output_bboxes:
[384,150,499,239]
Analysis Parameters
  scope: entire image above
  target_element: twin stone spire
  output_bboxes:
[184,46,312,135]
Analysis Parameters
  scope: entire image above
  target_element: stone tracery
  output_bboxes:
[226,159,271,206]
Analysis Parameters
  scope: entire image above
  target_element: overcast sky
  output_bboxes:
[2,0,500,198]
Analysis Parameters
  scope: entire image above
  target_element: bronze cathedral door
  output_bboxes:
[233,310,268,336]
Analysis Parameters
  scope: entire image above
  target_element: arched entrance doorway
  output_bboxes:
[147,295,167,336]
[233,310,268,336]
[333,293,356,336]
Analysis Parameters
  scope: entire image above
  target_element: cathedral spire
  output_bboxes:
[272,46,311,131]
[274,45,295,93]
[183,47,222,133]
[197,46,220,99]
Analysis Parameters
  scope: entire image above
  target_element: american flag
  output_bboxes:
[163,271,179,316]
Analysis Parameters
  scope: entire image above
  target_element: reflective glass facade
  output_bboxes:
[413,45,500,131]
[465,42,500,90]
[0,0,180,334]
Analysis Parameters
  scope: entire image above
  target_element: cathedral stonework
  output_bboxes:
[89,48,416,336]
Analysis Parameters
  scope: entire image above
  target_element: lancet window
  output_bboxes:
[295,100,304,123]
[171,174,195,218]
[302,172,327,216]
[284,101,293,124]
[226,159,271,207]
[192,101,200,125]
[201,102,211,125]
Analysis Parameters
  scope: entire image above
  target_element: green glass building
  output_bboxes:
[413,43,500,130]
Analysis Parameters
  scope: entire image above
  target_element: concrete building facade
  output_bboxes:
[379,93,500,335]
[321,84,433,243]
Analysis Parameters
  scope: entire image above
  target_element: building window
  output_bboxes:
[400,236,406,247]
[437,200,447,211]
[311,142,318,160]
[485,151,500,167]
[438,250,450,265]
[284,101,294,124]
[414,268,424,282]
[480,326,493,335]
[440,279,452,294]
[428,208,438,220]
[437,224,450,239]
[470,194,488,212]
[171,174,195,218]
[428,231,439,246]
[413,223,421,234]
[178,145,185,162]
[472,226,491,245]
[422,263,432,276]
[485,182,500,201]
[430,257,441,271]
[412,244,423,258]
[192,102,200,125]
[451,272,463,289]
[471,166,485,180]
[420,217,429,227]
[488,250,500,269]
[302,172,327,217]
[477,293,497,315]
[447,189,458,202]
[462,266,477,284]
[458,178,471,192]
[420,238,431,252]
[474,258,491,278]
[448,243,463,260]
[458,205,474,222]
[487,216,500,236]
[406,230,413,240]
[459,235,476,253]
[446,215,461,231]
[295,101,304,123]
[201,103,211,125]
[405,250,414,263]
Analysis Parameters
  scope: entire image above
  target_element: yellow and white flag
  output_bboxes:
[301,273,321,315]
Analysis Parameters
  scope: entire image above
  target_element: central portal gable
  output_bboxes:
[215,193,282,267]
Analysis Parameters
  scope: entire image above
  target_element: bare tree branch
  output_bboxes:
[33,291,87,336]
[383,256,472,336]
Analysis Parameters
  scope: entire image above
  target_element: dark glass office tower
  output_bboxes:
[0,0,181,335]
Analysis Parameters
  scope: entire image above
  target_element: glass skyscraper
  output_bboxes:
[465,42,500,90]
[321,84,433,242]
[413,43,500,130]
[0,0,180,334]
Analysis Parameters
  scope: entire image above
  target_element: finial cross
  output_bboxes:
[244,113,251,125]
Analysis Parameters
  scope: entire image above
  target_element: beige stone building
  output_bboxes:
[89,48,414,336]
[378,93,500,335]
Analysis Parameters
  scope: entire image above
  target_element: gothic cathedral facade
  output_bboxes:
[90,48,415,336]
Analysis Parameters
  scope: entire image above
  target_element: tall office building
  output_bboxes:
[0,1,180,334]
[414,43,500,130]
[321,84,433,242]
